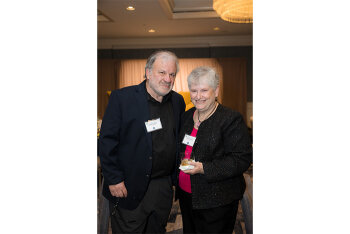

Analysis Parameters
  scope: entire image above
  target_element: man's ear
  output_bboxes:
[145,69,150,79]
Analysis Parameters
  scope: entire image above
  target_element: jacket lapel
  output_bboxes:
[135,81,152,151]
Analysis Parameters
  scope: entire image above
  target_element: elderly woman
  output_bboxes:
[177,66,252,233]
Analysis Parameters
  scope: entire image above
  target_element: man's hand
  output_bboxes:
[109,181,128,198]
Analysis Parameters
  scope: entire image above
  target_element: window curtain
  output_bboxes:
[116,58,223,103]
[116,59,146,89]
[112,57,247,121]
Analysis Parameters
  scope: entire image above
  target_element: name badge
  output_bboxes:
[145,118,162,132]
[182,134,196,147]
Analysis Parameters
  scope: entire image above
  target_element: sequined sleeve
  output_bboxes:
[202,110,252,183]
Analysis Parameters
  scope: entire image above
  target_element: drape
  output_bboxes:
[116,59,145,89]
[98,57,247,121]
[117,58,223,103]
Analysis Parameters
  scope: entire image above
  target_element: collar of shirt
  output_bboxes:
[144,84,172,103]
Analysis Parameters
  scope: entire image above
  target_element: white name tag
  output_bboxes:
[182,134,196,147]
[145,118,162,132]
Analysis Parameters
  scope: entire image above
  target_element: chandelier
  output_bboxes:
[213,0,253,23]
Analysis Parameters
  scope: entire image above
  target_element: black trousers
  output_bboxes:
[109,176,173,234]
[178,188,239,234]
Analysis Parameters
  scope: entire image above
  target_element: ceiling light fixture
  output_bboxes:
[148,29,156,33]
[213,0,253,23]
[126,6,135,11]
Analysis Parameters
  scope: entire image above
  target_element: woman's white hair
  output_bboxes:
[187,66,219,89]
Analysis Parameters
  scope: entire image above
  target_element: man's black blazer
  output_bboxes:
[99,80,185,209]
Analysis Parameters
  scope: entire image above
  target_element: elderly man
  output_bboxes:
[99,50,185,233]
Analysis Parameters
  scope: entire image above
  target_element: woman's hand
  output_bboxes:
[183,161,204,175]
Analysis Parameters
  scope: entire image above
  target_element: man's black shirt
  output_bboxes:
[146,89,176,179]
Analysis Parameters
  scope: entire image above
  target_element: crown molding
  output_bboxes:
[98,35,252,49]
[158,0,219,19]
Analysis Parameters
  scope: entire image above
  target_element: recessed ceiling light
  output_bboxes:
[213,27,220,31]
[148,29,156,33]
[126,6,135,11]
